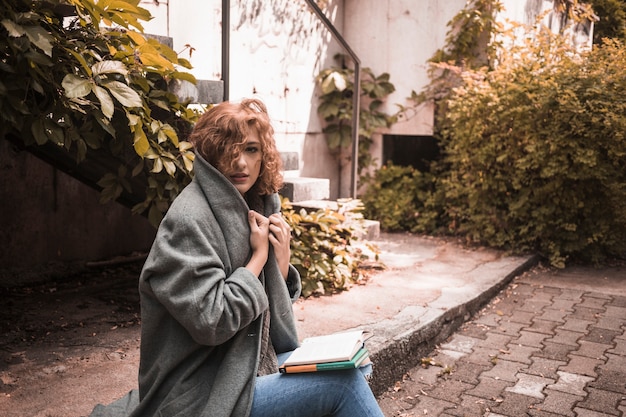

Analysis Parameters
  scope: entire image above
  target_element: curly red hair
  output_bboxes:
[189,99,283,195]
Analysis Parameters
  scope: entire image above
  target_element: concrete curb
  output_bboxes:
[366,253,541,396]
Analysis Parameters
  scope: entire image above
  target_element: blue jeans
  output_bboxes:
[249,352,383,417]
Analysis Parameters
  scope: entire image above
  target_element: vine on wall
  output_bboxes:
[315,53,397,176]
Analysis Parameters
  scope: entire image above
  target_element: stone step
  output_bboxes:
[280,176,330,202]
[290,199,380,240]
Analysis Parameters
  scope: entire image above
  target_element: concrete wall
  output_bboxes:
[0,140,156,285]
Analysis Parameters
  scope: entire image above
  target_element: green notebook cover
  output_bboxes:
[279,347,369,374]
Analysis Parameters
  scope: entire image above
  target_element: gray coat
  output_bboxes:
[90,154,301,417]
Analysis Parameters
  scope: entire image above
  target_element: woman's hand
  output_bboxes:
[246,210,270,277]
[268,213,291,280]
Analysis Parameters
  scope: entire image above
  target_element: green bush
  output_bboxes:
[363,31,626,267]
[360,164,442,234]
[439,34,626,266]
[282,198,379,298]
[1,0,198,227]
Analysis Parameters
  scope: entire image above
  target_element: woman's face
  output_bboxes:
[219,130,263,195]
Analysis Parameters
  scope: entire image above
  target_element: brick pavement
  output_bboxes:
[377,265,626,417]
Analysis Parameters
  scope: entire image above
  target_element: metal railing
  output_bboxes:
[304,0,361,199]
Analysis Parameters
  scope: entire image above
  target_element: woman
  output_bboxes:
[90,98,384,417]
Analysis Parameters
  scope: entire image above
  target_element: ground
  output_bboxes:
[0,261,144,417]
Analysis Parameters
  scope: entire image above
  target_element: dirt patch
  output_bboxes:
[0,261,144,417]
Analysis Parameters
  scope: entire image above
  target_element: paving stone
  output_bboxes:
[574,408,620,417]
[459,322,490,339]
[528,409,572,417]
[544,298,576,312]
[441,361,490,385]
[555,288,584,302]
[476,332,512,349]
[489,294,529,317]
[430,350,463,369]
[511,283,536,296]
[489,391,542,417]
[508,310,536,325]
[482,359,526,383]
[524,318,558,335]
[537,341,577,362]
[427,380,475,403]
[559,354,603,377]
[524,357,566,379]
[407,364,444,386]
[547,371,594,396]
[412,395,458,416]
[595,315,626,331]
[377,394,416,417]
[608,296,626,308]
[581,327,622,345]
[466,376,515,399]
[377,265,626,417]
[557,318,594,333]
[514,330,549,348]
[519,298,551,313]
[533,285,562,298]
[473,313,503,328]
[445,394,496,417]
[576,295,610,310]
[575,340,610,360]
[491,320,526,336]
[587,368,626,394]
[577,387,623,415]
[568,306,605,321]
[437,349,467,361]
[588,291,613,299]
[440,335,478,354]
[536,308,568,323]
[538,389,583,417]
[501,343,539,364]
[463,346,501,368]
[604,305,626,319]
[505,373,554,399]
[607,336,626,356]
[545,328,584,347]
[602,352,626,373]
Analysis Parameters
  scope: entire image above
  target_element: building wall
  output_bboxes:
[0,140,156,285]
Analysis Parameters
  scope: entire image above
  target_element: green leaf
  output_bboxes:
[133,125,149,156]
[171,71,197,83]
[93,85,115,119]
[64,47,92,76]
[23,26,54,57]
[1,19,25,37]
[102,80,143,107]
[137,43,175,70]
[163,159,176,176]
[92,60,129,77]
[62,74,92,99]
[151,156,163,173]
[31,118,48,145]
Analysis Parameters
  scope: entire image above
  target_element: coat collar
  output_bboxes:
[192,153,252,269]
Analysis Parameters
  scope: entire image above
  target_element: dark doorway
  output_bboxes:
[382,135,439,172]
